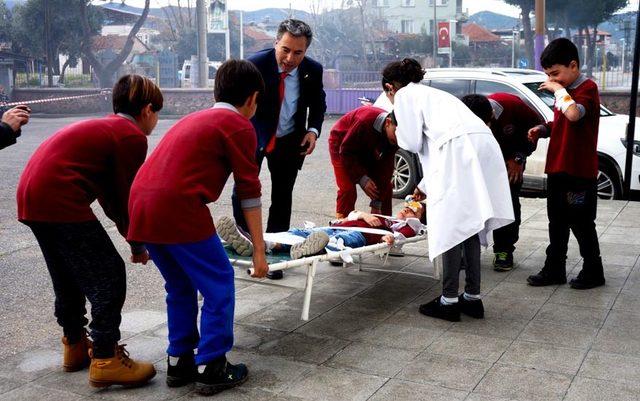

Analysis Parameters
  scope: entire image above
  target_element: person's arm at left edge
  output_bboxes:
[300,61,327,155]
[0,106,30,150]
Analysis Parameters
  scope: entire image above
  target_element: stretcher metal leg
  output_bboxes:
[301,259,318,321]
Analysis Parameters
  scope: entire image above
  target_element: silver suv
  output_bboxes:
[376,68,640,200]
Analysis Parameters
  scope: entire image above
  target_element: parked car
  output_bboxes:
[179,60,222,88]
[375,68,640,200]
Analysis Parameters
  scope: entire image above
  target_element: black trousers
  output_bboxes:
[493,180,522,254]
[544,173,603,277]
[442,234,481,299]
[233,134,303,233]
[27,220,126,358]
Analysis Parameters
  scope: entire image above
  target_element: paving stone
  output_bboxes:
[548,287,619,309]
[474,364,572,401]
[274,291,346,317]
[120,310,167,334]
[498,340,586,375]
[592,324,640,357]
[257,332,349,364]
[225,350,313,394]
[234,285,297,320]
[487,282,555,302]
[0,383,86,400]
[612,290,640,312]
[294,311,380,341]
[602,309,640,331]
[517,321,598,349]
[119,334,167,364]
[480,296,544,321]
[0,348,61,381]
[233,324,288,351]
[181,387,277,401]
[328,297,401,321]
[578,350,640,384]
[355,322,444,351]
[310,276,373,297]
[368,379,468,401]
[564,376,640,401]
[325,342,419,377]
[0,378,27,396]
[426,332,511,363]
[397,353,492,391]
[466,394,525,401]
[239,303,308,332]
[280,366,387,401]
[448,317,528,340]
[384,304,454,331]
[533,303,609,328]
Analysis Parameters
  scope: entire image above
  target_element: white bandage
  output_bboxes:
[554,88,576,113]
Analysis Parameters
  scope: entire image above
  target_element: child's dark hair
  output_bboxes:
[387,111,397,125]
[214,59,265,107]
[540,38,579,69]
[461,94,492,124]
[112,74,163,116]
[381,58,424,91]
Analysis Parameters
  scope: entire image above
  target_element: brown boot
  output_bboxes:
[62,333,92,372]
[89,344,156,388]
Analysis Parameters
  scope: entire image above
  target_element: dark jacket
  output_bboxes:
[0,122,19,150]
[248,48,326,152]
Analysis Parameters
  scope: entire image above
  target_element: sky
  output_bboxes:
[134,0,640,17]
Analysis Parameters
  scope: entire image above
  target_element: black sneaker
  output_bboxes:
[195,357,248,396]
[493,252,514,272]
[458,295,484,319]
[527,267,567,287]
[570,269,605,290]
[166,353,197,388]
[266,270,284,280]
[418,296,460,322]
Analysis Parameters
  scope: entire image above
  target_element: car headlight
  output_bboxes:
[620,139,640,156]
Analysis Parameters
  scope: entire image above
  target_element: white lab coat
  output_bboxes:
[393,83,514,260]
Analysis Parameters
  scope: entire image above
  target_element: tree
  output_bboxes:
[11,0,102,86]
[79,0,151,88]
[504,0,534,69]
[0,0,11,44]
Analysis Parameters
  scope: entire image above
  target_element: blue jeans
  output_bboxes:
[286,227,367,250]
[147,235,234,365]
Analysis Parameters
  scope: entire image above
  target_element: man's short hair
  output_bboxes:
[541,38,580,69]
[461,94,492,124]
[112,74,163,116]
[277,19,313,48]
[214,59,265,107]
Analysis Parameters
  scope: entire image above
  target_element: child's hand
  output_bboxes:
[528,125,543,144]
[539,80,564,94]
[251,253,269,278]
[362,180,380,199]
[382,234,395,245]
[363,213,382,227]
[412,187,426,201]
[130,250,150,265]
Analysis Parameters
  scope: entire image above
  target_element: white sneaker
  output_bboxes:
[290,231,330,260]
[216,216,253,256]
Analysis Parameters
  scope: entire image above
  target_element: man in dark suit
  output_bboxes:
[232,19,326,280]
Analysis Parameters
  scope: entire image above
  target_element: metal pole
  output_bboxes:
[196,0,208,88]
[449,20,453,67]
[623,0,640,199]
[433,0,437,68]
[240,10,244,59]
[534,0,545,71]
[512,29,516,68]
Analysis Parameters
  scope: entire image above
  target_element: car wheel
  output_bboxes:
[597,160,622,200]
[392,149,418,199]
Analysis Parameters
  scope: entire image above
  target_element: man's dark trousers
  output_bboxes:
[544,173,603,277]
[493,180,522,254]
[232,134,302,233]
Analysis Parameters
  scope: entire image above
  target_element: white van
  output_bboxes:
[179,59,222,88]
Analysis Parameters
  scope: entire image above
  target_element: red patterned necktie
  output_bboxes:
[265,71,289,154]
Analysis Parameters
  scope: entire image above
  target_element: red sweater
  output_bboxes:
[127,107,261,244]
[332,216,416,245]
[328,106,397,183]
[488,93,542,159]
[544,77,600,179]
[17,115,147,236]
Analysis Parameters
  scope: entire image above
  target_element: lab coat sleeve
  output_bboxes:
[393,89,425,154]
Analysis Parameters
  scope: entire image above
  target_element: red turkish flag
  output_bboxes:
[437,21,450,49]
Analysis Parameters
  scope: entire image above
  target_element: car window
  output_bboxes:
[523,82,613,117]
[475,80,521,97]
[429,79,472,98]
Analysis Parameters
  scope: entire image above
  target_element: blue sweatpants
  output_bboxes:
[146,235,234,365]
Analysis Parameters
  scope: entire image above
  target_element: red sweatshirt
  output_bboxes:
[328,106,397,184]
[487,93,542,160]
[544,76,600,179]
[127,105,261,244]
[332,215,417,245]
[17,114,147,236]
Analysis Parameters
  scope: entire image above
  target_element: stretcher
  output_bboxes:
[224,230,439,321]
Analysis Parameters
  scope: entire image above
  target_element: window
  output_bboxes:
[401,20,414,34]
[402,0,415,7]
[428,0,449,5]
[429,79,472,98]
[475,80,521,97]
[372,0,390,6]
[523,82,613,117]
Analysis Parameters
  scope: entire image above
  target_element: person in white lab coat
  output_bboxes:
[381,58,514,322]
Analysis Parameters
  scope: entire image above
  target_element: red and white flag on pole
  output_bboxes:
[437,21,451,54]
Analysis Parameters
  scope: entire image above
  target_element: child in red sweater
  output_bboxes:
[527,38,605,289]
[127,60,267,395]
[17,75,162,388]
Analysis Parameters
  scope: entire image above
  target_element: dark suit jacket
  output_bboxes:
[248,48,326,152]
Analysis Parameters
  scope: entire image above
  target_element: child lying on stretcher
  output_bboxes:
[217,200,425,259]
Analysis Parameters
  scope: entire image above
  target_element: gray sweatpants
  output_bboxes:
[441,234,481,299]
